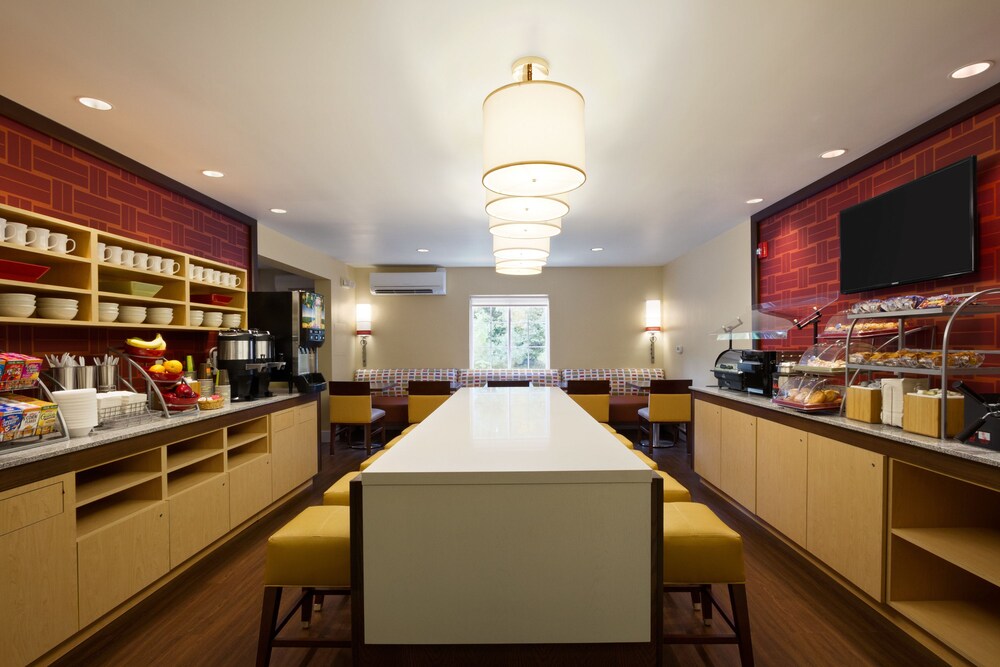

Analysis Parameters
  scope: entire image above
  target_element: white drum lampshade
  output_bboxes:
[496,265,542,276]
[485,191,569,222]
[489,216,562,239]
[483,58,585,197]
[493,236,550,261]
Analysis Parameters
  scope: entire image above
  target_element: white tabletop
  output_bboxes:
[362,387,651,485]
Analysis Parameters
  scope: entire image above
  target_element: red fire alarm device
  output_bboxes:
[756,241,769,259]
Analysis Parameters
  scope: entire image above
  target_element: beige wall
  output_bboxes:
[354,267,664,370]
[256,223,357,382]
[661,221,752,387]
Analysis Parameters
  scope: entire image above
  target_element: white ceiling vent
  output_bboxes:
[369,268,446,295]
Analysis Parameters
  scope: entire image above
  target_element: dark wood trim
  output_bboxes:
[651,473,664,667]
[750,81,1000,226]
[0,393,318,493]
[693,390,1000,490]
[349,477,365,666]
[0,95,257,228]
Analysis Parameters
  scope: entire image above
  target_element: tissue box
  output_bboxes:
[846,386,882,423]
[881,378,929,427]
[903,392,965,438]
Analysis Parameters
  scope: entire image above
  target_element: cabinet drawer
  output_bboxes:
[271,408,295,433]
[168,474,229,567]
[0,480,65,537]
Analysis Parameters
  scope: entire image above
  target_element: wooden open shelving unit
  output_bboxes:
[0,202,247,329]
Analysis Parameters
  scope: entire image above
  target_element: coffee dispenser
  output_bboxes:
[215,329,254,401]
[248,291,326,393]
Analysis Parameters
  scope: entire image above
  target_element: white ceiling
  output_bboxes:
[1,1,998,268]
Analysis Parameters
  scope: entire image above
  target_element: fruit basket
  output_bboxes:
[161,393,199,411]
[197,396,225,410]
[125,345,166,359]
[146,370,183,383]
[772,375,844,411]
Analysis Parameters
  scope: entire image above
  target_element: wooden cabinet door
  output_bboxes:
[807,434,886,600]
[229,455,271,529]
[271,409,300,500]
[756,419,808,547]
[693,400,721,487]
[0,476,78,667]
[78,501,169,627]
[168,475,229,568]
[294,403,319,482]
[720,407,757,512]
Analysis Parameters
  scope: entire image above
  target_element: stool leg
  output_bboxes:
[702,584,713,626]
[364,424,372,456]
[690,589,701,611]
[301,587,313,628]
[256,586,282,667]
[314,592,325,611]
[729,584,755,666]
[329,423,337,455]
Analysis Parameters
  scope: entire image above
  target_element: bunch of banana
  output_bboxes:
[126,333,167,350]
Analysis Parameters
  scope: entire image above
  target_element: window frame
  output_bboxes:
[469,295,551,370]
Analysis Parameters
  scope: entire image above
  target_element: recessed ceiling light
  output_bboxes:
[591,247,604,252]
[269,208,287,214]
[820,149,847,159]
[416,248,430,253]
[201,170,224,178]
[950,61,993,79]
[746,198,764,204]
[77,97,113,111]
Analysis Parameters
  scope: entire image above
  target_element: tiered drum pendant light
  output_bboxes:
[483,56,585,275]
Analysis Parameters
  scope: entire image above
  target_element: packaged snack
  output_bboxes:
[8,395,58,435]
[0,354,24,383]
[0,404,24,441]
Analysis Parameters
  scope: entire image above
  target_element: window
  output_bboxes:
[470,296,549,369]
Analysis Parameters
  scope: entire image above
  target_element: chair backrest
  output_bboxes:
[486,380,531,387]
[329,381,372,424]
[407,380,452,423]
[566,380,610,423]
[648,379,692,422]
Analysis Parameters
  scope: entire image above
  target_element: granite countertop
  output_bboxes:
[693,385,1000,469]
[0,390,309,471]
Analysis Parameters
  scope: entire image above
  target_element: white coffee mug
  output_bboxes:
[190,265,204,281]
[146,255,163,273]
[230,274,242,288]
[160,259,179,275]
[212,270,224,285]
[105,245,123,264]
[96,242,106,261]
[132,252,148,269]
[204,269,218,284]
[0,218,6,241]
[27,227,51,250]
[5,222,30,246]
[121,249,135,266]
[48,233,77,254]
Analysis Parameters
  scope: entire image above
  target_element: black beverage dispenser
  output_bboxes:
[248,290,327,393]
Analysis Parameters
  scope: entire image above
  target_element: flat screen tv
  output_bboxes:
[839,156,977,294]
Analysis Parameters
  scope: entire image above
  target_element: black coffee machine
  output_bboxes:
[214,329,285,401]
[737,350,800,397]
[247,329,284,398]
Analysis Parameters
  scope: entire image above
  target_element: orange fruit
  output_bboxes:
[163,359,184,374]
[149,364,166,374]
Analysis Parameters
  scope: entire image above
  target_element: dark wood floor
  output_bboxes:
[60,430,944,666]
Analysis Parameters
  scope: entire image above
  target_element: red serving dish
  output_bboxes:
[162,393,199,410]
[147,370,183,383]
[125,345,167,358]
[0,258,50,282]
[190,294,233,305]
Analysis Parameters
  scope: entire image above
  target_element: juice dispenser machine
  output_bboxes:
[248,290,327,393]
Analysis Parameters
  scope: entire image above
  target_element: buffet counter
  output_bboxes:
[0,390,320,667]
[692,386,1000,665]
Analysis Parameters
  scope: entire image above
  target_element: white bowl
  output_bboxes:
[118,311,147,324]
[99,301,120,309]
[98,311,119,322]
[37,307,78,320]
[0,304,36,318]
[148,307,173,315]
[37,297,79,307]
[146,315,174,325]
[222,314,242,326]
[0,293,37,302]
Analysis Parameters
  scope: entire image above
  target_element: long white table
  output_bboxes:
[352,387,661,665]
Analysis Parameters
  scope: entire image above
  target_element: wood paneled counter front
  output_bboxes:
[692,387,1000,665]
[0,391,319,667]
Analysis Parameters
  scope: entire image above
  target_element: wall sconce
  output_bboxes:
[356,303,372,368]
[645,300,662,364]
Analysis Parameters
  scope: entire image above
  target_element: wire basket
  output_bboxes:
[96,400,152,429]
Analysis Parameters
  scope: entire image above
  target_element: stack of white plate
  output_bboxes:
[189,309,204,326]
[0,293,36,318]
[52,388,98,438]
[37,297,79,320]
[221,313,242,328]
[98,301,120,322]
[119,305,147,323]
[203,311,224,328]
[147,307,174,325]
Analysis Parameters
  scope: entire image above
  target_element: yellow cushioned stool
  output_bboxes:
[401,424,418,435]
[662,502,753,665]
[322,471,360,506]
[383,435,404,450]
[656,470,691,503]
[632,449,658,470]
[257,506,351,665]
[614,433,635,449]
[601,423,618,434]
[359,450,385,471]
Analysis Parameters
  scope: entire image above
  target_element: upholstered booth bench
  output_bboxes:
[353,367,665,432]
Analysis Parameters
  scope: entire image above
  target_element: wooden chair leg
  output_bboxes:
[256,587,282,667]
[729,583,755,666]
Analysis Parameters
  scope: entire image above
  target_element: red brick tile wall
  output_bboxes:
[757,103,1000,385]
[0,113,250,366]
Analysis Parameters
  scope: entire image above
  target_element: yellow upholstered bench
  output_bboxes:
[656,471,691,503]
[662,502,753,664]
[256,506,351,665]
[322,471,360,506]
[383,435,404,450]
[401,424,418,435]
[632,449,658,470]
[359,450,385,471]
[614,433,634,449]
[601,423,618,434]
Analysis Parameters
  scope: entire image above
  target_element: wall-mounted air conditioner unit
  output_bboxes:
[369,268,447,295]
